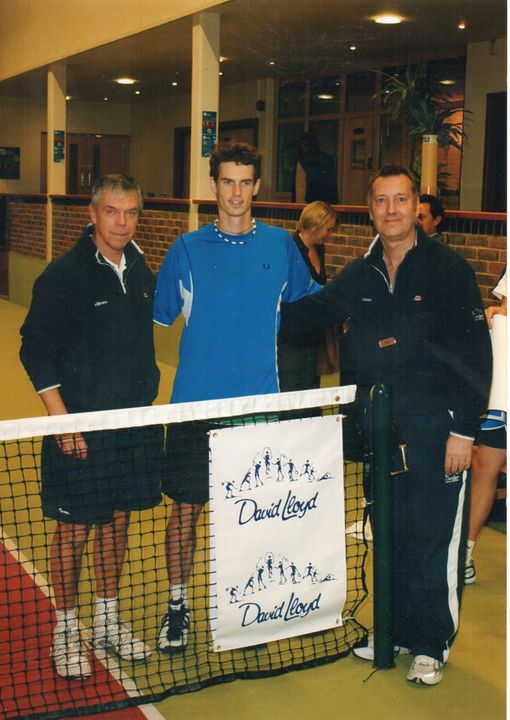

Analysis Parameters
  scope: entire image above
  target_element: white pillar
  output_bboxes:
[189,11,220,230]
[47,63,67,260]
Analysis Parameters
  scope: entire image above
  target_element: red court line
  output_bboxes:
[0,541,149,720]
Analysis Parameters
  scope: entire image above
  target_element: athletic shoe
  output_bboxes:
[464,558,476,584]
[92,617,151,661]
[353,634,410,661]
[406,654,444,685]
[51,625,91,679]
[157,603,190,653]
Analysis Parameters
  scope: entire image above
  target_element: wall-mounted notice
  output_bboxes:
[53,130,65,162]
[202,111,217,157]
[0,147,20,179]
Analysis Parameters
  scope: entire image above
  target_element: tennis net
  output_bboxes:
[0,385,369,720]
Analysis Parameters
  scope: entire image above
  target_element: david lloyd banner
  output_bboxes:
[209,415,346,651]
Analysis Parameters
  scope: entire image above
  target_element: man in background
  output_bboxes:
[418,193,445,240]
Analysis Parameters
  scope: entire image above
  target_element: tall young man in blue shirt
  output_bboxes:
[154,142,318,653]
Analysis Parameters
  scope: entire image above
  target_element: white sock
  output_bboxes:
[55,607,78,633]
[170,584,187,606]
[466,539,475,563]
[94,596,118,624]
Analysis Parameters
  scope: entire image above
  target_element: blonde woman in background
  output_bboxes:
[278,200,337,391]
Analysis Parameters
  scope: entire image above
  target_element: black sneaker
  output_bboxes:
[157,603,190,653]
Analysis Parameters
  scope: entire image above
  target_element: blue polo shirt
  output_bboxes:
[154,221,318,402]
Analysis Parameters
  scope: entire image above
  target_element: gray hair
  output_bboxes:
[90,174,144,211]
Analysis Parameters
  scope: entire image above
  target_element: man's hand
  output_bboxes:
[445,435,473,474]
[38,387,88,460]
[56,432,88,459]
[486,304,507,328]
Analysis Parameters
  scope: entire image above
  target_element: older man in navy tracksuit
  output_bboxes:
[280,165,492,686]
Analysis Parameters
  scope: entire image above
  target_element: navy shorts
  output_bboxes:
[476,411,507,450]
[163,415,277,506]
[41,425,163,525]
[162,420,220,506]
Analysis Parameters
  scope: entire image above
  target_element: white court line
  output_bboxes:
[0,526,167,720]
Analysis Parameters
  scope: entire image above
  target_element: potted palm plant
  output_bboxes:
[381,64,468,195]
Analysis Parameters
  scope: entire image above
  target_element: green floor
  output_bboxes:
[0,298,506,720]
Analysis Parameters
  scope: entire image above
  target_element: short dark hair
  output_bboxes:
[209,142,262,181]
[419,193,444,220]
[367,165,418,203]
[90,174,143,211]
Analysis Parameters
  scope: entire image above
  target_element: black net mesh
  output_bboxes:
[0,388,369,720]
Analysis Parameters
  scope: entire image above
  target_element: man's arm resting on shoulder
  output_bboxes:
[280,274,351,336]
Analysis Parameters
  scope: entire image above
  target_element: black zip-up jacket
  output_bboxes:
[20,226,160,413]
[281,227,492,438]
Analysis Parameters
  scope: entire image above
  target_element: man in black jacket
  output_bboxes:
[281,165,492,686]
[20,175,161,679]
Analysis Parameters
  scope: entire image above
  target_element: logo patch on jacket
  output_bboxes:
[413,295,422,302]
[94,300,108,307]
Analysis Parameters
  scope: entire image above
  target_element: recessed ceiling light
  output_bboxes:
[171,81,178,87]
[103,97,108,101]
[65,95,72,101]
[350,45,357,51]
[439,79,455,86]
[219,56,229,63]
[374,14,402,24]
[458,21,466,30]
[135,90,141,95]
[115,77,136,85]
[269,60,276,66]
[318,94,334,100]
[219,71,223,76]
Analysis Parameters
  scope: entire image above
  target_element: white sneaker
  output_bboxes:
[406,654,444,685]
[464,558,476,584]
[93,616,151,661]
[353,634,410,661]
[51,625,91,679]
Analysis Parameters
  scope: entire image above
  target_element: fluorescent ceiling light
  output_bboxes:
[318,94,334,100]
[374,14,402,24]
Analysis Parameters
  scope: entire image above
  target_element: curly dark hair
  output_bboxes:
[209,141,262,181]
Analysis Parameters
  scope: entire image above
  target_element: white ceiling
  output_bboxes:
[0,0,506,102]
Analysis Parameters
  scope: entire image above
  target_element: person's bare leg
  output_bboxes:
[50,520,91,678]
[94,510,129,599]
[92,510,150,660]
[468,444,506,542]
[50,520,89,611]
[158,501,203,652]
[166,501,203,589]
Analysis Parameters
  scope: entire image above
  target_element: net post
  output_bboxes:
[369,383,394,669]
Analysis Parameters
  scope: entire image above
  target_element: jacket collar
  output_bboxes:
[78,223,143,268]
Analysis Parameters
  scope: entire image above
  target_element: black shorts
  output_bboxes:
[41,425,163,525]
[163,415,277,506]
[476,426,507,451]
[162,420,218,506]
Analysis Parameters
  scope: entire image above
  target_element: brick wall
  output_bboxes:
[52,204,90,257]
[9,201,47,260]
[49,204,188,273]
[136,209,188,274]
[8,198,506,305]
